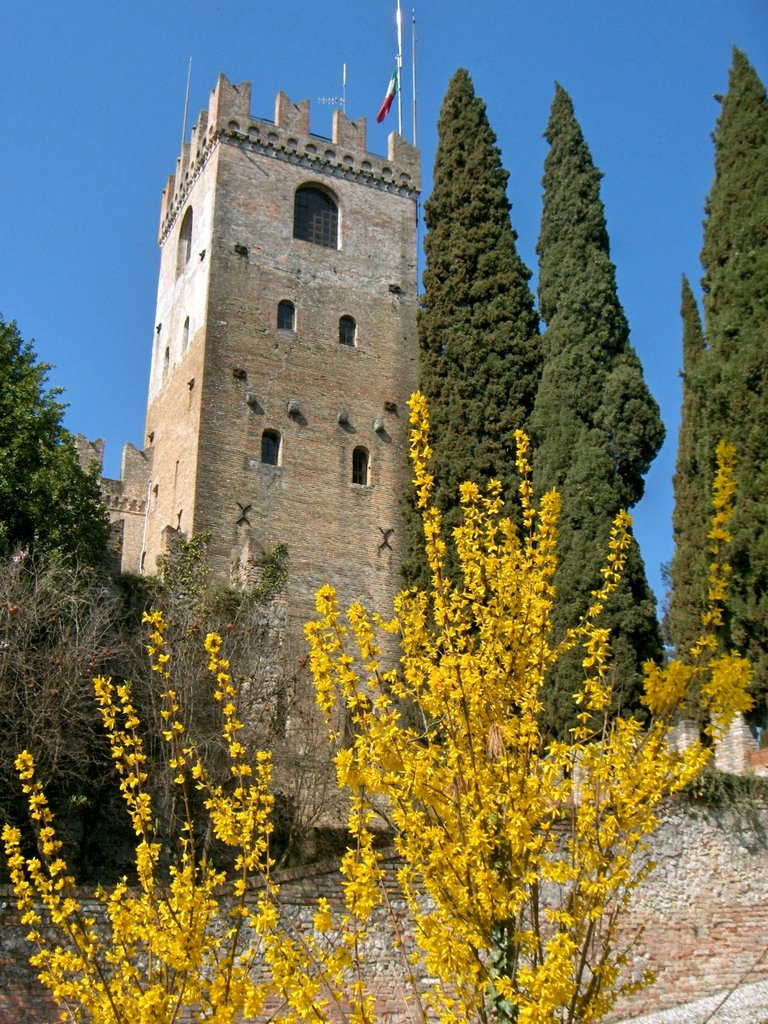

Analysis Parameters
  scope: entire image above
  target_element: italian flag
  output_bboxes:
[376,65,398,123]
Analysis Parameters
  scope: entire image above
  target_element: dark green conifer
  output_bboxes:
[699,49,768,711]
[531,85,665,735]
[406,68,540,583]
[667,277,709,660]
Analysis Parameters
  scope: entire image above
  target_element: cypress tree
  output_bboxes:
[406,68,540,583]
[667,277,709,660]
[699,48,768,712]
[531,85,665,735]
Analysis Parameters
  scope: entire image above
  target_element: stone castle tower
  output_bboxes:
[100,74,420,631]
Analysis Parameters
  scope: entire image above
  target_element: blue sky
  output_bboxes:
[2,0,766,605]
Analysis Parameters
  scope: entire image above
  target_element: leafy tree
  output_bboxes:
[667,277,710,663]
[530,86,665,734]
[3,396,752,1024]
[407,68,540,583]
[697,48,768,714]
[0,317,109,564]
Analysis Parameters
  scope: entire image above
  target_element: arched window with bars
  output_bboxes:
[339,315,356,346]
[277,301,296,331]
[293,186,339,249]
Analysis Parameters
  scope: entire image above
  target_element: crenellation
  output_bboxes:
[120,443,152,492]
[274,91,310,135]
[159,75,420,243]
[386,132,420,189]
[207,73,252,133]
[159,173,176,232]
[190,108,209,161]
[22,69,768,1023]
[331,108,367,152]
[76,436,150,572]
[175,141,191,193]
[74,435,104,473]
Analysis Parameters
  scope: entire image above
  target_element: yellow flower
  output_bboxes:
[3,399,753,1024]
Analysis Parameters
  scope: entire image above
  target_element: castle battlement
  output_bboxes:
[159,75,420,243]
[76,437,152,573]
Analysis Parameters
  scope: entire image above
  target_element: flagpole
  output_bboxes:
[411,8,417,145]
[180,57,192,154]
[396,0,403,135]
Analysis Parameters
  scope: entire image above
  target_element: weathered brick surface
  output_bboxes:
[132,75,421,637]
[607,800,768,1019]
[4,801,768,1023]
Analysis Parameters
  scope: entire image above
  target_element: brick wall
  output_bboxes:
[4,798,768,1023]
[138,76,420,641]
[608,799,768,1019]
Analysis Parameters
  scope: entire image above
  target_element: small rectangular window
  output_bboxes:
[261,430,281,465]
[352,447,369,485]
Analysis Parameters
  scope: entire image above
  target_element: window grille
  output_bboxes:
[294,186,339,249]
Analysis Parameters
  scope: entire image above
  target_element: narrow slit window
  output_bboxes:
[177,207,193,275]
[339,316,356,347]
[352,446,369,486]
[277,301,296,331]
[182,316,190,351]
[261,429,281,466]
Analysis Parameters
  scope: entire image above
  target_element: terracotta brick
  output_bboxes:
[100,75,421,642]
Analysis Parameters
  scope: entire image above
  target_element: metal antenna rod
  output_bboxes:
[180,57,192,153]
[317,63,347,112]
[396,0,403,135]
[411,8,417,145]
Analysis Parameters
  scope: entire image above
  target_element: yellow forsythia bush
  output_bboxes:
[2,392,752,1024]
[305,395,752,1024]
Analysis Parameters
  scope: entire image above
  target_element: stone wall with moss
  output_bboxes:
[3,793,768,1023]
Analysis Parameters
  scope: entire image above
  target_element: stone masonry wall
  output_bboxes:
[4,798,768,1023]
[608,799,768,1019]
[74,435,150,573]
